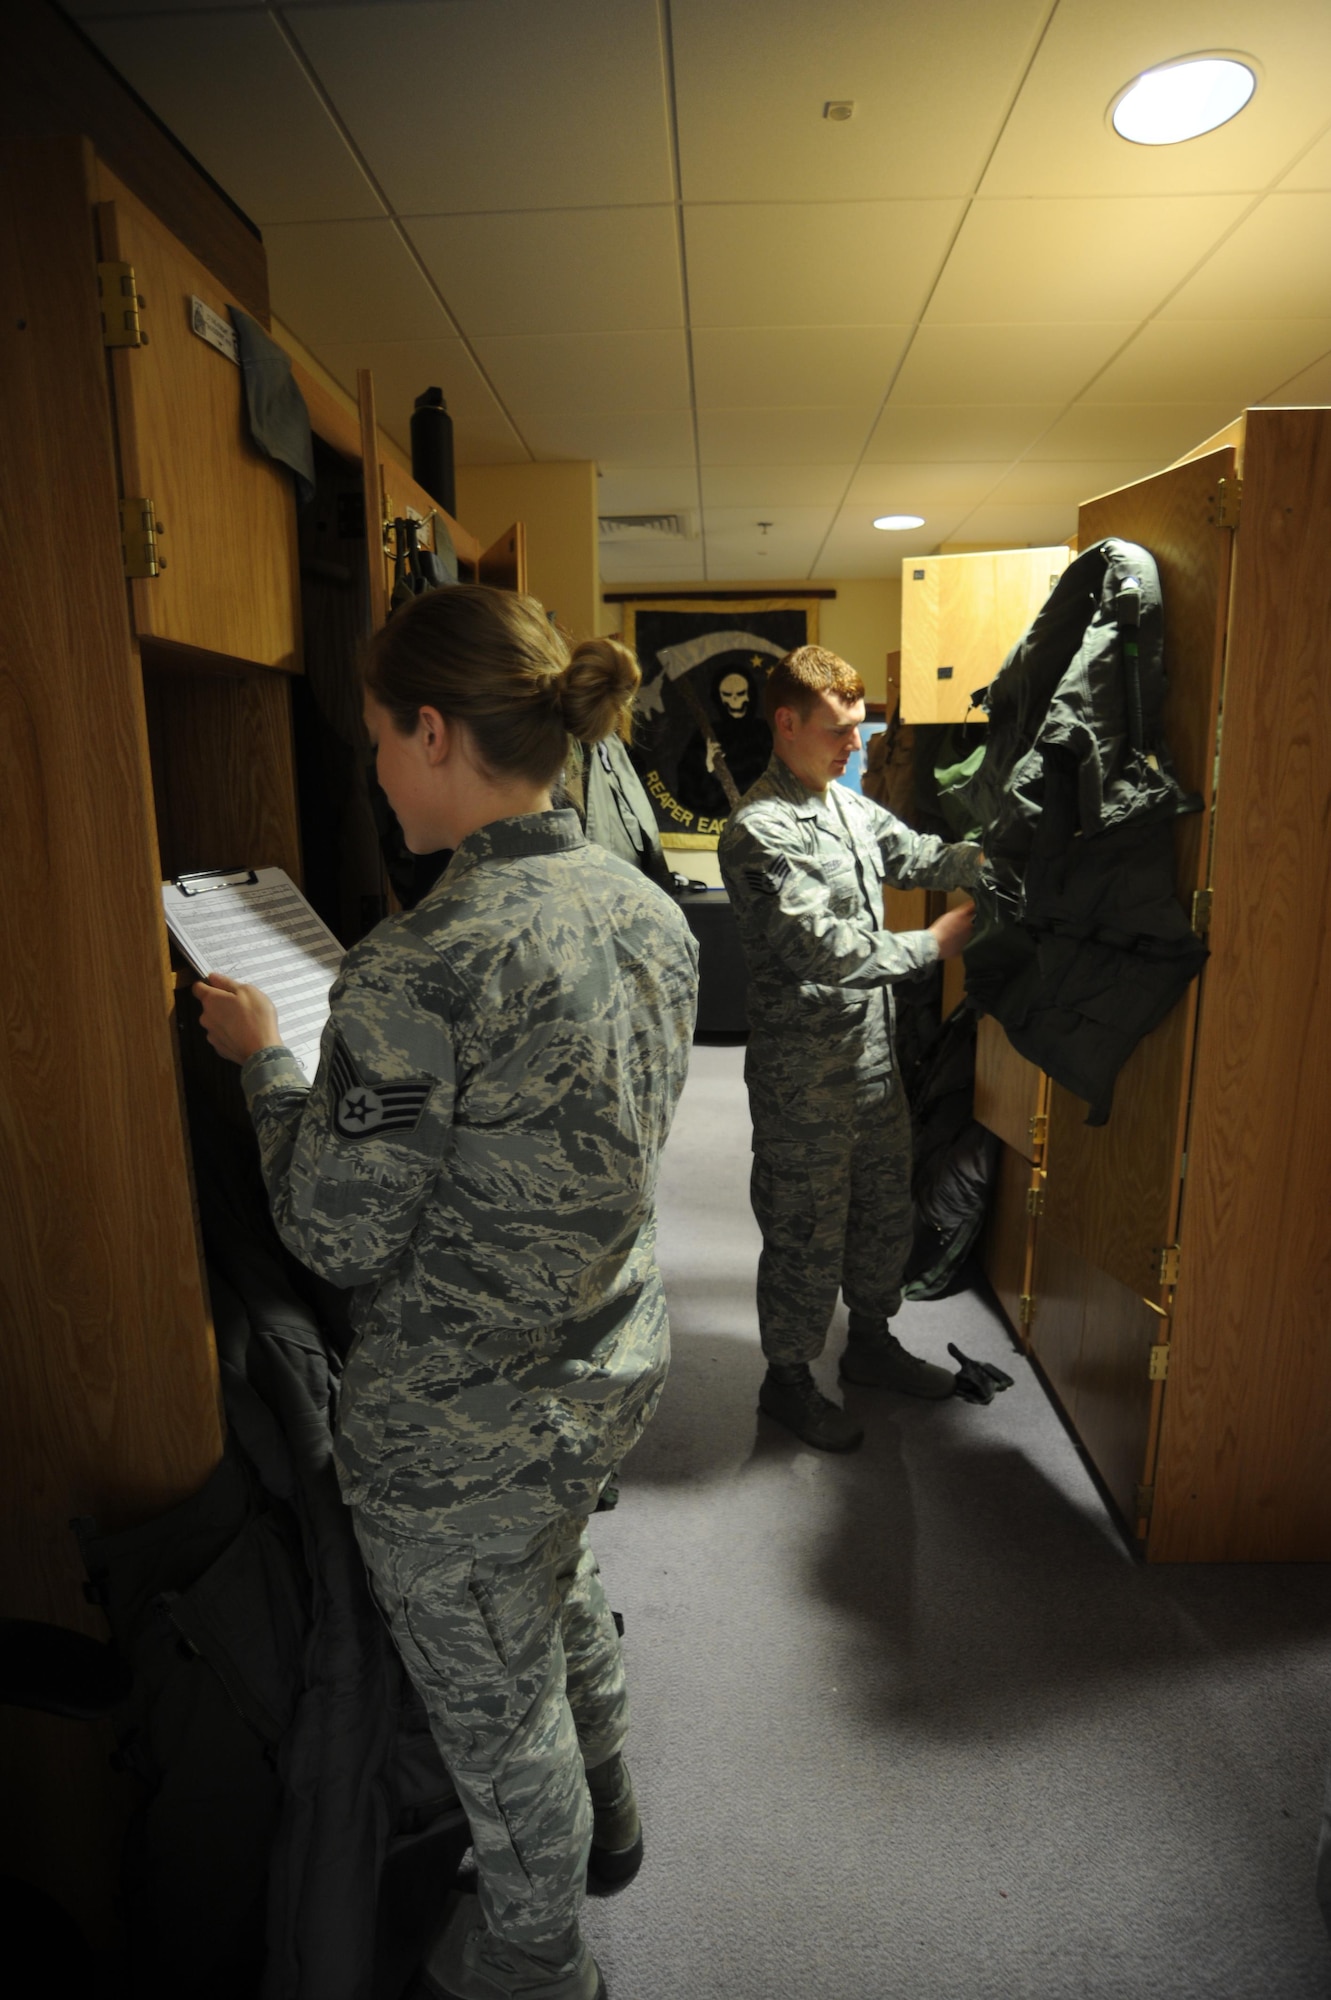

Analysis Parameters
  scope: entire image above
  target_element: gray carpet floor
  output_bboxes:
[581,1043,1331,1999]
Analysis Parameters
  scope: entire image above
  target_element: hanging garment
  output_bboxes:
[565,734,674,891]
[78,1102,467,2000]
[955,538,1207,1125]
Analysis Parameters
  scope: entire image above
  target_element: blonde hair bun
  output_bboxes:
[559,635,641,745]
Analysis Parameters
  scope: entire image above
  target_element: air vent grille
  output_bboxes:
[598,511,697,542]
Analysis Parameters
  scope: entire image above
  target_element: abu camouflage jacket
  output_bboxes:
[242,810,699,1545]
[718,757,982,1133]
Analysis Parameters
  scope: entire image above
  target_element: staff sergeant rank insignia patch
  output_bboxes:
[329,1032,431,1140]
[744,855,791,896]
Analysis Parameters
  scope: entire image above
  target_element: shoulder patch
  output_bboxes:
[328,1031,432,1140]
[743,855,791,896]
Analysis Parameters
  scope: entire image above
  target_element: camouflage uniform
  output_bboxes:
[718,757,981,1366]
[241,809,698,1977]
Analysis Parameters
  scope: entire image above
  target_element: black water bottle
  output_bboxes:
[410,386,455,517]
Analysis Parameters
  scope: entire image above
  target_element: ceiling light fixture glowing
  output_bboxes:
[1111,55,1256,146]
[873,513,925,531]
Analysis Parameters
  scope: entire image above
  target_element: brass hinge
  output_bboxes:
[1148,1343,1170,1382]
[98,261,147,347]
[1134,1482,1155,1523]
[1028,1111,1048,1151]
[120,497,161,579]
[1191,887,1213,934]
[1018,1293,1035,1327]
[1208,476,1241,530]
[1157,1244,1181,1287]
[1025,1183,1045,1218]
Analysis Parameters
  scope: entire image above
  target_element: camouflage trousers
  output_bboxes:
[352,1504,627,1961]
[750,1077,913,1366]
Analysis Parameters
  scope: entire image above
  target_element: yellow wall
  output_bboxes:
[457,462,600,639]
[600,575,903,703]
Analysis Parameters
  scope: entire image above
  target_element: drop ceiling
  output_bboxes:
[65,0,1331,582]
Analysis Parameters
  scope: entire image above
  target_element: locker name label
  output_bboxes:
[189,296,239,366]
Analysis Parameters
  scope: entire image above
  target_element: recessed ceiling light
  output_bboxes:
[1111,55,1256,146]
[873,514,925,531]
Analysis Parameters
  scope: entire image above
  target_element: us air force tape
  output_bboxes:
[328,1031,430,1141]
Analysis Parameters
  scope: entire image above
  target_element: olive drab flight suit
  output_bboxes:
[241,810,698,1977]
[719,757,982,1365]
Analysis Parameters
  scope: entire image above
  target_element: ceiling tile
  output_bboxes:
[1083,319,1331,405]
[693,328,910,410]
[266,220,454,342]
[927,195,1248,324]
[891,325,1138,405]
[671,0,1054,201]
[596,469,701,514]
[472,333,690,417]
[1157,194,1331,320]
[82,12,382,225]
[982,460,1161,506]
[698,408,875,466]
[943,500,1080,548]
[982,0,1331,198]
[844,461,1013,519]
[701,466,854,507]
[1281,126,1331,191]
[292,0,673,213]
[313,339,524,457]
[406,208,683,337]
[66,1,265,13]
[863,404,1062,462]
[1028,403,1241,461]
[683,202,963,329]
[706,546,818,583]
[521,412,697,466]
[599,543,705,584]
[1259,348,1331,403]
[814,516,967,573]
[703,505,836,540]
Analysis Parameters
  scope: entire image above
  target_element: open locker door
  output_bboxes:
[1028,446,1235,1532]
[96,168,301,672]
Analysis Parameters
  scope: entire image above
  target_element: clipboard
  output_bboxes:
[162,866,345,1084]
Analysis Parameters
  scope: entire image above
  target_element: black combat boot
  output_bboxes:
[585,1751,643,1893]
[839,1312,955,1398]
[758,1362,864,1451]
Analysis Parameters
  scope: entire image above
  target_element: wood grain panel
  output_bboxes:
[0,137,223,1536]
[479,522,529,595]
[884,884,928,933]
[974,1013,1045,1160]
[1028,1225,1084,1426]
[358,368,389,633]
[1,2,268,322]
[1151,407,1331,1562]
[1071,1262,1160,1532]
[1038,449,1236,1300]
[900,545,1069,724]
[983,1142,1036,1342]
[144,666,302,885]
[98,173,301,670]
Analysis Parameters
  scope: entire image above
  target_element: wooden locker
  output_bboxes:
[975,410,1331,1560]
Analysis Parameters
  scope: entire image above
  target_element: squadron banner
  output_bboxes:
[616,600,819,847]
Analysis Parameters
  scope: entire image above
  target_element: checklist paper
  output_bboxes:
[162,866,345,1084]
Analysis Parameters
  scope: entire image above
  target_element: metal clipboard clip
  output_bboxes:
[173,867,259,896]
